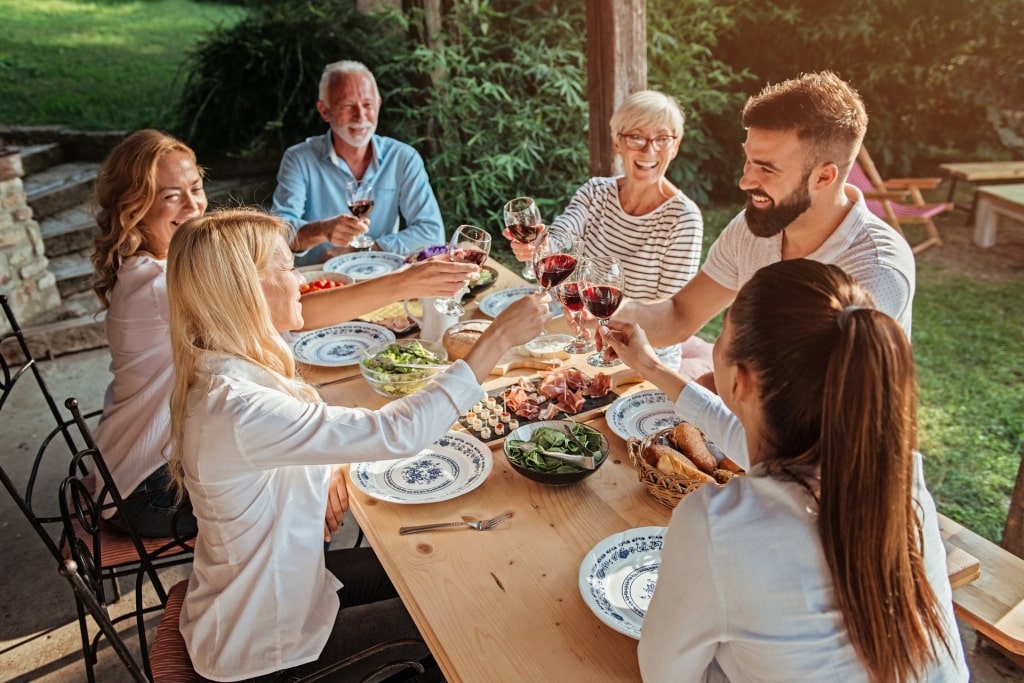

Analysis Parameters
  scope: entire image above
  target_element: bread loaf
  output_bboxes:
[670,422,718,474]
[442,320,490,360]
[645,444,716,483]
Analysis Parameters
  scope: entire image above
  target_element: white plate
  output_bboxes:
[477,286,563,319]
[606,389,680,441]
[323,252,406,280]
[579,526,666,639]
[291,322,396,366]
[349,431,492,504]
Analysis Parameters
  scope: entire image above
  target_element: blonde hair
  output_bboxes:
[609,90,685,140]
[726,259,950,682]
[165,208,318,488]
[91,129,202,309]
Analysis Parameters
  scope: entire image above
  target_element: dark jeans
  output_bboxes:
[109,465,197,539]
[199,548,432,683]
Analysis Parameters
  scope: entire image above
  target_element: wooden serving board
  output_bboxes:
[489,348,563,375]
[456,366,644,446]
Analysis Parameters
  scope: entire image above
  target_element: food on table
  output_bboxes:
[502,368,611,420]
[506,424,603,474]
[300,278,346,295]
[669,422,718,474]
[645,443,715,483]
[442,320,490,360]
[360,340,448,397]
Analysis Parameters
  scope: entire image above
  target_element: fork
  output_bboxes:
[398,511,514,536]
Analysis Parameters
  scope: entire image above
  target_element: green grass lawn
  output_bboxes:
[0,0,244,131]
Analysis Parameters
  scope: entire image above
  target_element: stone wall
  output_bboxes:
[0,149,61,336]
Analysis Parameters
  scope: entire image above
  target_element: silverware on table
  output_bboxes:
[399,511,514,536]
[314,376,360,389]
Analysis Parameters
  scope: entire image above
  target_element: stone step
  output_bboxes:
[16,142,64,176]
[16,290,107,362]
[24,161,98,219]
[48,251,94,298]
[39,204,97,257]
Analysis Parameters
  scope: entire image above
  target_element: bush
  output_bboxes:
[175,0,406,160]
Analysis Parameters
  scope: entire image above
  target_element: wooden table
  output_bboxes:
[303,259,667,681]
[939,161,1024,224]
[973,184,1024,248]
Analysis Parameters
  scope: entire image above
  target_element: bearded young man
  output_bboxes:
[272,60,445,265]
[609,71,915,379]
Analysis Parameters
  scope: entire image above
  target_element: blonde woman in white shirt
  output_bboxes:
[165,208,549,682]
[601,259,966,682]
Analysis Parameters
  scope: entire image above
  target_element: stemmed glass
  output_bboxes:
[434,225,491,316]
[554,274,595,354]
[578,256,624,367]
[532,231,578,293]
[504,197,544,281]
[346,180,375,250]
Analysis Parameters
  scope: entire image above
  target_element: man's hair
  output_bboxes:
[741,71,867,177]
[319,60,379,102]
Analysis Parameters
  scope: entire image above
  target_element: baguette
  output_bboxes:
[646,444,716,484]
[670,422,718,474]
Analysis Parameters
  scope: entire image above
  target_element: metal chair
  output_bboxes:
[60,397,196,682]
[60,548,431,683]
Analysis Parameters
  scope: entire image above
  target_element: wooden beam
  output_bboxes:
[585,0,647,177]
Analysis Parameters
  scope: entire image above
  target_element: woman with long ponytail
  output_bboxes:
[602,259,966,682]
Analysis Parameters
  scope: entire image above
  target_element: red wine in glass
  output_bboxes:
[348,198,374,219]
[555,281,594,354]
[507,222,543,243]
[452,248,488,266]
[536,253,577,290]
[555,281,584,312]
[581,285,623,319]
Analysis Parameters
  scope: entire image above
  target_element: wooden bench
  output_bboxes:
[973,184,1024,248]
[939,513,1024,656]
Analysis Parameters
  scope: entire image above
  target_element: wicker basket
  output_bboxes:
[627,424,745,509]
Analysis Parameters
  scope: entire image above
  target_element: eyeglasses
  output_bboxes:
[617,133,678,152]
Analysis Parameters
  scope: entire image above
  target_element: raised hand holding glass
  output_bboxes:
[504,196,544,281]
[434,225,491,316]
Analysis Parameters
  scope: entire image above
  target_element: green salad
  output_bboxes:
[468,267,494,289]
[361,341,447,396]
[506,425,604,473]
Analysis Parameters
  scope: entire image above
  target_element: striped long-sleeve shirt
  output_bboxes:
[548,177,703,303]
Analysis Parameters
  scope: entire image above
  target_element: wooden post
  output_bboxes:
[585,0,647,177]
[1001,448,1024,558]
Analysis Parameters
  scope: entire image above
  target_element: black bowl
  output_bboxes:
[503,420,609,486]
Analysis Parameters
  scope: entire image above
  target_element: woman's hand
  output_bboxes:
[393,257,478,299]
[503,228,538,263]
[599,320,686,402]
[462,291,552,383]
[323,466,350,541]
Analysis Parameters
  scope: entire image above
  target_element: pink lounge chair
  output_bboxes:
[849,147,953,254]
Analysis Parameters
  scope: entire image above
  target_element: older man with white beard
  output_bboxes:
[273,60,445,265]
[607,71,916,385]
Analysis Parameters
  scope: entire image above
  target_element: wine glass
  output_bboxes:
[578,256,624,368]
[434,225,491,316]
[504,196,544,281]
[346,180,375,250]
[554,276,595,354]
[532,231,578,293]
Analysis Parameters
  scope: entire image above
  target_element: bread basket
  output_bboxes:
[627,424,745,508]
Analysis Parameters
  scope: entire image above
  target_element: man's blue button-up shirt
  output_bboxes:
[272,131,445,259]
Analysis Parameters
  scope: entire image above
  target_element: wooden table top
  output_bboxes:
[976,183,1024,206]
[939,161,1024,182]
[307,259,668,681]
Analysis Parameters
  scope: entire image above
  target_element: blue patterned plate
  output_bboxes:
[349,431,492,504]
[579,526,666,639]
[323,251,406,280]
[291,322,396,367]
[477,286,563,319]
[606,389,680,441]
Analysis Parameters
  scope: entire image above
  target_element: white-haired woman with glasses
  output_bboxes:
[508,90,704,370]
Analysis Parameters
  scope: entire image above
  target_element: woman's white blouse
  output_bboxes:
[179,353,483,681]
[637,384,968,682]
